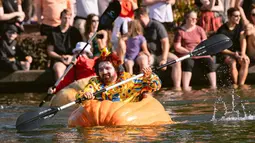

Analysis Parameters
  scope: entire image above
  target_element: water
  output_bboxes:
[1,88,255,142]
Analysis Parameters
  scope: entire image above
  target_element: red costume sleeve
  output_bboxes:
[55,66,75,92]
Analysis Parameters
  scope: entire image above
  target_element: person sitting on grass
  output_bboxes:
[0,24,32,72]
[76,50,161,102]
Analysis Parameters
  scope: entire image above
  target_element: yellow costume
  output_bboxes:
[77,72,161,102]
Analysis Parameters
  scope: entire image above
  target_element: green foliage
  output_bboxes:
[173,0,198,26]
[17,33,48,70]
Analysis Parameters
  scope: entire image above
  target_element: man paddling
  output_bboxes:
[76,50,162,102]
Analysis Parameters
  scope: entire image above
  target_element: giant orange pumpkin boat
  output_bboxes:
[68,94,174,127]
[49,77,174,127]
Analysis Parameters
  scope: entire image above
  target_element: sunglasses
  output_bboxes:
[232,15,240,18]
[92,20,99,23]
[7,31,17,34]
[189,17,197,21]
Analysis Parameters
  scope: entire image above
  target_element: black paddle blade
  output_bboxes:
[98,0,121,31]
[192,34,232,56]
[16,107,59,131]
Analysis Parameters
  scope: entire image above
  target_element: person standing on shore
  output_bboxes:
[35,0,74,37]
[0,0,25,37]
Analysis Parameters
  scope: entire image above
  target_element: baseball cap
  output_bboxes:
[72,42,92,54]
[5,24,18,33]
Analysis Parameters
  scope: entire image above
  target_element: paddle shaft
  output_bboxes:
[16,34,232,131]
[18,53,184,129]
[38,30,98,107]
[42,33,232,107]
[76,34,231,103]
[68,54,192,105]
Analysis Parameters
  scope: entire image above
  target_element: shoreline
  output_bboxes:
[1,64,255,93]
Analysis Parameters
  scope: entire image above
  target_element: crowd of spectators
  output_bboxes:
[1,0,255,92]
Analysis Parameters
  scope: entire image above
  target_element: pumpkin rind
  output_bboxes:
[49,76,95,106]
[68,94,174,127]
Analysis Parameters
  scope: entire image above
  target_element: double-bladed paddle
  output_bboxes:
[16,34,232,131]
[38,0,121,107]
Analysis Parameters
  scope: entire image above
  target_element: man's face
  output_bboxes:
[137,14,146,27]
[98,61,118,84]
[229,11,240,25]
[61,13,71,26]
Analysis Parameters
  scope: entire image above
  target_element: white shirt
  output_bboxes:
[148,2,174,23]
[98,0,112,16]
[75,0,99,18]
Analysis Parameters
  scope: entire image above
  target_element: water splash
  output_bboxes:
[219,115,255,121]
[211,89,254,121]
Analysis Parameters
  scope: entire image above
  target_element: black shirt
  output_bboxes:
[2,0,18,14]
[143,19,168,56]
[0,38,25,61]
[217,23,243,52]
[47,26,82,55]
[0,37,27,71]
[0,0,20,35]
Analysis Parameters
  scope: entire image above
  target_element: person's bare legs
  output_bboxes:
[124,60,134,75]
[238,55,250,89]
[167,53,182,91]
[207,72,217,89]
[225,56,238,87]
[53,62,67,80]
[116,37,127,64]
[238,55,250,85]
[136,53,150,72]
[182,72,192,91]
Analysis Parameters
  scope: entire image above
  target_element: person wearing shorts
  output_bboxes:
[174,11,217,91]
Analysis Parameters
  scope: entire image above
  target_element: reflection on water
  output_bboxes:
[80,126,169,142]
[1,88,255,142]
